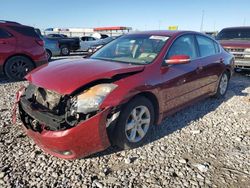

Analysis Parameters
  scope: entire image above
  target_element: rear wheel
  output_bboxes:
[60,45,70,56]
[4,56,35,81]
[112,97,155,149]
[214,72,229,98]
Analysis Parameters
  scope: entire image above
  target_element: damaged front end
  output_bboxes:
[17,83,119,159]
[19,83,117,132]
[19,84,71,132]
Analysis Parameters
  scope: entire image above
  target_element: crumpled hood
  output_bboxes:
[219,40,250,48]
[26,59,145,95]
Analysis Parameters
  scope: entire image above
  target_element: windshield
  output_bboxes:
[91,34,169,65]
[217,28,250,40]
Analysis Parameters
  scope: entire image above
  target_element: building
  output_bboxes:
[93,26,132,36]
[43,26,132,37]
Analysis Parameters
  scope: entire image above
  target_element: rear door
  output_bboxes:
[0,28,16,66]
[161,34,200,114]
[195,35,224,94]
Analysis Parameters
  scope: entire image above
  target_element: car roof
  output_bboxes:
[221,26,250,30]
[82,36,95,38]
[129,30,199,37]
[0,20,22,26]
[0,20,35,30]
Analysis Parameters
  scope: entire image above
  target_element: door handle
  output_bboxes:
[215,58,224,63]
[196,66,203,73]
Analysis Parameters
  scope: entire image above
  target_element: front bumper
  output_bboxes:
[234,60,250,70]
[17,97,111,159]
[224,48,250,70]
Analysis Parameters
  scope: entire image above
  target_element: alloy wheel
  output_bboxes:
[125,106,151,143]
[219,73,228,95]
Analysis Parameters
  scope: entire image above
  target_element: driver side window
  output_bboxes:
[166,35,197,60]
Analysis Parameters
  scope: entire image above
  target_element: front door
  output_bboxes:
[160,34,200,115]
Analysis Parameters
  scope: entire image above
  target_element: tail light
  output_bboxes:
[36,39,45,46]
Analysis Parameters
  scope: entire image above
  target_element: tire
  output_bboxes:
[4,56,35,81]
[46,49,52,61]
[60,45,70,56]
[112,96,155,149]
[213,72,229,98]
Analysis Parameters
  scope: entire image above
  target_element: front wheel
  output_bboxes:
[112,97,155,149]
[214,72,229,98]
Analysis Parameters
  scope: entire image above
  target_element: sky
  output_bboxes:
[0,0,249,32]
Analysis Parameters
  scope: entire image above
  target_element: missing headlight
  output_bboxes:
[19,83,117,132]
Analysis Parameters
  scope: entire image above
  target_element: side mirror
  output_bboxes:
[165,55,191,65]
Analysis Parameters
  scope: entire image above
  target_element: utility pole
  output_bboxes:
[243,18,246,26]
[158,20,161,30]
[200,10,204,32]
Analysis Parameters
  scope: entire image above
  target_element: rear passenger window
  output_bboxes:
[0,28,12,38]
[9,26,40,38]
[196,35,216,57]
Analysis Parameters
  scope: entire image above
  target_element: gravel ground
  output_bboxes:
[0,69,249,188]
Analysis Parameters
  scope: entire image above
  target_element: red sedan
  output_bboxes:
[15,31,234,159]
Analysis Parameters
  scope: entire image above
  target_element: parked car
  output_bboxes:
[87,36,121,55]
[87,44,103,55]
[0,20,47,80]
[46,34,80,56]
[34,29,61,61]
[92,33,109,39]
[14,31,234,159]
[100,34,109,39]
[81,34,109,43]
[43,37,61,61]
[46,34,68,38]
[204,31,217,38]
[217,27,250,71]
[80,36,118,52]
[81,36,98,41]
